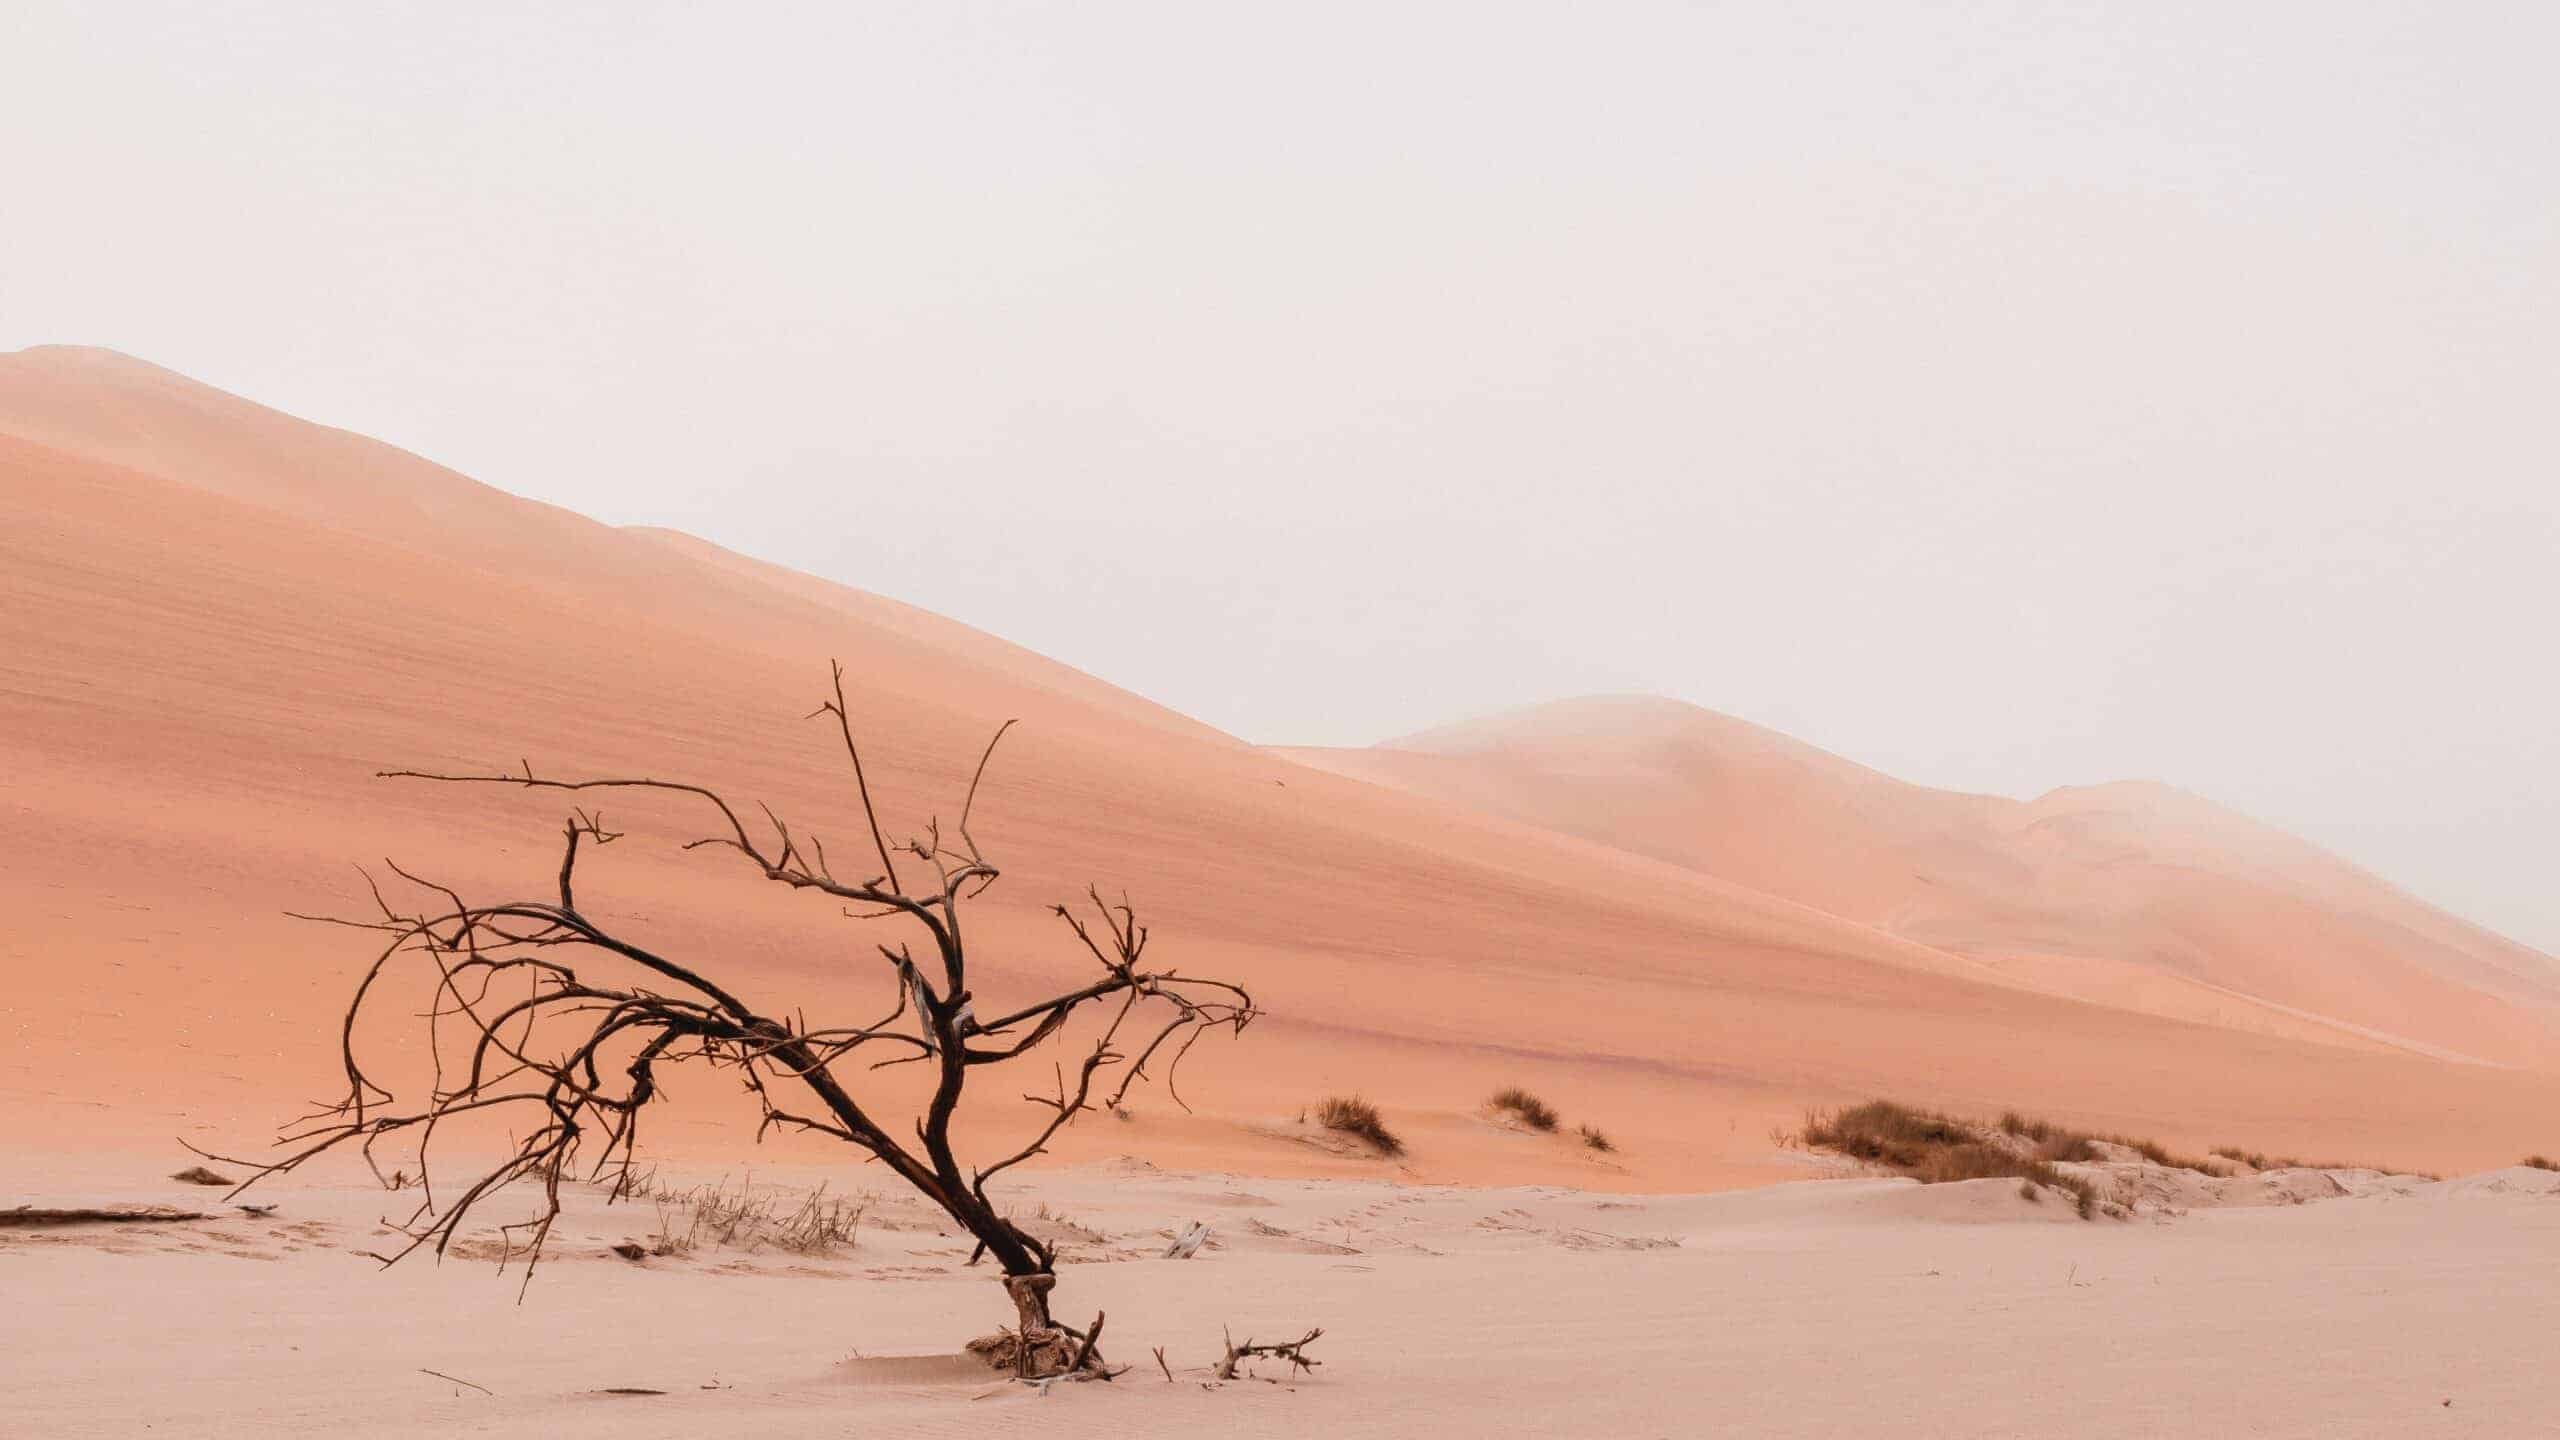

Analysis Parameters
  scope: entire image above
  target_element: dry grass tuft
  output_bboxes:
[608,1171,868,1257]
[1577,1124,1615,1154]
[1489,1087,1561,1132]
[1997,1109,2215,1172]
[1315,1095,1405,1157]
[2208,1144,2416,1175]
[1800,1100,1971,1168]
[1997,1111,2055,1143]
[2102,1134,2213,1172]
[1802,1100,2103,1219]
[1807,1102,2433,1208]
[2523,1155,2559,1172]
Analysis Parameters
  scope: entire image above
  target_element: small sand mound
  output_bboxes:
[1864,1177,2090,1225]
[2418,1166,2560,1199]
[838,1352,1006,1385]
[962,1329,1073,1376]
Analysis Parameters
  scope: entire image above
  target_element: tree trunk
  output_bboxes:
[1002,1272,1075,1377]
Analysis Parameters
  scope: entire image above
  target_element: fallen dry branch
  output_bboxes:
[1214,1326,1324,1380]
[1164,1220,1210,1258]
[170,1166,236,1186]
[1068,1310,1107,1374]
[1,1205,208,1228]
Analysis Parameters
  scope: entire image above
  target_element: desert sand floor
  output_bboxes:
[7,1155,2556,1438]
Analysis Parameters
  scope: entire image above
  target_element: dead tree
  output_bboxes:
[207,662,1255,1378]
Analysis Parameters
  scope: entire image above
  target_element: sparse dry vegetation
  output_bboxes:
[2208,1144,2414,1175]
[1803,1101,2105,1219]
[1316,1096,1404,1157]
[614,1173,868,1258]
[1489,1087,1560,1131]
[1995,1111,2055,1142]
[1577,1124,1615,1154]
[1803,1099,2447,1217]
[2523,1155,2558,1172]
[2001,1111,2213,1172]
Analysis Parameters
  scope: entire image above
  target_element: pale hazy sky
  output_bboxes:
[5,3,2555,951]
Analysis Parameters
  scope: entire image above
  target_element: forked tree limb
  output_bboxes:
[1215,1327,1324,1381]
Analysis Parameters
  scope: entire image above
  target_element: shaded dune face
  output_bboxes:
[5,345,2556,1187]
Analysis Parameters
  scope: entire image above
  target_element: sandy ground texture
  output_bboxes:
[6,1152,2558,1438]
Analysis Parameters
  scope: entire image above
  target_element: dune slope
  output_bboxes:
[4,345,2555,1186]
[1284,695,2560,1069]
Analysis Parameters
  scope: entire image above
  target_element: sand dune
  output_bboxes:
[5,344,2557,1191]
[1283,694,2560,1068]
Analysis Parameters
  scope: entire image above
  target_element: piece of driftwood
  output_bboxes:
[1164,1220,1210,1259]
[1,1205,207,1228]
[608,1242,647,1261]
[1214,1326,1323,1380]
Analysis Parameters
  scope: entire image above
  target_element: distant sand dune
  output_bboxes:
[1282,693,2560,1068]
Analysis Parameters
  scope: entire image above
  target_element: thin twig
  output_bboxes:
[418,1368,493,1396]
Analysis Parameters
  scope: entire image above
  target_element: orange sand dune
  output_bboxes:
[5,346,2556,1187]
[1284,695,2560,1069]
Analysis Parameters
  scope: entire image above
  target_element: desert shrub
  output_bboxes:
[1801,1100,2102,1218]
[1315,1095,1404,1157]
[2523,1155,2559,1172]
[1990,1108,2212,1172]
[1905,1138,2099,1218]
[1489,1087,1560,1132]
[1798,1099,2436,1218]
[1799,1100,1973,1168]
[1578,1124,1615,1153]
